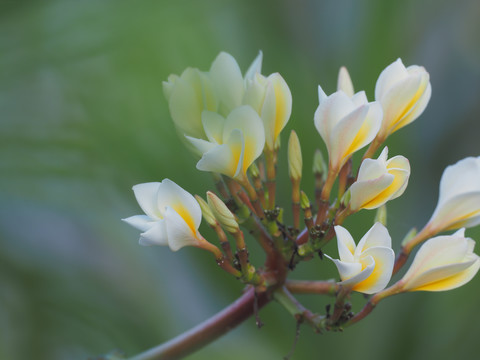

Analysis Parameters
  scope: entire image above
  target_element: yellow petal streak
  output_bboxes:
[353,257,382,292]
[171,203,197,236]
[410,263,479,291]
[362,169,405,209]
[389,78,428,133]
[273,82,288,142]
[343,123,369,160]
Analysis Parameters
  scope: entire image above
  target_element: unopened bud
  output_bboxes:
[313,149,327,179]
[207,191,239,233]
[300,191,311,210]
[341,189,351,207]
[249,162,260,178]
[374,205,387,226]
[288,130,303,181]
[337,66,354,97]
[195,195,217,227]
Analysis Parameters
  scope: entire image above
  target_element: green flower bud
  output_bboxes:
[207,191,239,233]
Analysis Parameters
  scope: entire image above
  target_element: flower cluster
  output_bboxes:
[122,52,480,353]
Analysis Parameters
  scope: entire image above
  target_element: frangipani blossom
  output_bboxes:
[163,52,262,141]
[349,147,410,211]
[186,106,265,180]
[314,88,383,172]
[375,58,431,139]
[326,223,395,294]
[122,179,202,251]
[400,229,480,292]
[426,156,480,233]
[243,72,292,150]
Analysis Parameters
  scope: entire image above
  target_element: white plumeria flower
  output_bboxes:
[375,58,431,139]
[186,105,265,180]
[349,147,410,211]
[326,223,395,294]
[400,229,480,292]
[122,179,202,251]
[426,156,480,233]
[163,52,263,141]
[337,66,354,97]
[314,87,383,172]
[243,72,292,150]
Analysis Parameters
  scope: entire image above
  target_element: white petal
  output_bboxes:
[349,173,394,211]
[157,179,202,232]
[351,91,368,107]
[164,207,200,251]
[196,143,237,178]
[209,52,244,112]
[337,66,354,97]
[354,246,394,294]
[122,215,154,232]
[318,85,327,104]
[185,136,216,155]
[334,225,356,262]
[340,256,375,287]
[243,74,267,114]
[355,222,392,256]
[403,235,470,280]
[375,58,408,101]
[429,192,480,231]
[245,50,263,81]
[132,182,162,219]
[223,106,265,171]
[357,156,388,182]
[437,157,480,206]
[327,256,362,281]
[139,220,168,246]
[202,111,225,143]
[168,68,206,139]
[391,81,431,133]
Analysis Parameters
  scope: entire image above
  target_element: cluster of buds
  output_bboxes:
[123,52,480,355]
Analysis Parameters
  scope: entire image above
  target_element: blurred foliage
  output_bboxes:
[1,0,480,359]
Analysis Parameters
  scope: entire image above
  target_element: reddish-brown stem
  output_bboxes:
[129,287,270,360]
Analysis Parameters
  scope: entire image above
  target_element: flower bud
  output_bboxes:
[399,229,480,292]
[349,147,410,211]
[312,149,327,179]
[300,191,311,210]
[337,66,354,97]
[195,195,217,227]
[207,191,239,233]
[288,130,302,181]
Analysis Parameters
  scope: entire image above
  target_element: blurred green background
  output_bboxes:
[1,0,480,359]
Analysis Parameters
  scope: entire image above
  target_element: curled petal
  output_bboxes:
[164,207,200,251]
[355,222,392,255]
[245,51,263,81]
[326,256,362,282]
[132,183,162,219]
[354,247,394,294]
[139,220,168,246]
[209,52,244,112]
[122,215,154,232]
[334,225,356,263]
[340,256,375,287]
[202,111,225,143]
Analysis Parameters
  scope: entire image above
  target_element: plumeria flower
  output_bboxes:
[399,229,480,292]
[375,58,431,140]
[314,87,383,173]
[122,179,204,251]
[163,52,263,141]
[186,105,265,180]
[426,156,480,233]
[348,147,410,211]
[243,72,292,150]
[326,223,395,294]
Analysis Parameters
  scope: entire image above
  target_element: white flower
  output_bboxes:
[349,147,410,211]
[375,58,431,139]
[326,223,395,294]
[186,106,265,180]
[163,52,262,141]
[400,229,480,292]
[314,88,383,172]
[122,179,202,251]
[427,156,480,232]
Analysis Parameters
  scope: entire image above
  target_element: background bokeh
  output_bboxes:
[1,0,480,359]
